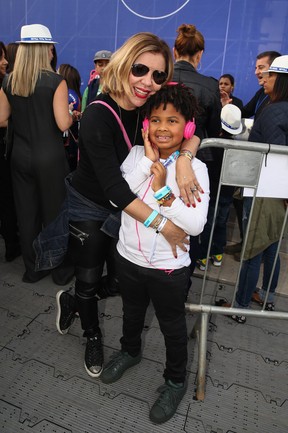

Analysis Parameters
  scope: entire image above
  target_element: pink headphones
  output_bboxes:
[142,118,196,139]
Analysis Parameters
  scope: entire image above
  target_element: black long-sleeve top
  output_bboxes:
[71,93,143,211]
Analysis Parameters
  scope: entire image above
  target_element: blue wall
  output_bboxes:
[1,0,288,104]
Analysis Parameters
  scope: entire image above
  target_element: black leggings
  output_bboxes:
[67,220,117,336]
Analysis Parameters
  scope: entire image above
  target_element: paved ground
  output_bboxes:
[1,238,288,433]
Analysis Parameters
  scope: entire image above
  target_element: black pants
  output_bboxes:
[115,251,190,383]
[0,142,19,248]
[68,220,117,336]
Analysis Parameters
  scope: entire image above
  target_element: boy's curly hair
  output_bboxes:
[143,82,201,121]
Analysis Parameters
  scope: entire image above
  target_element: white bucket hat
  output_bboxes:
[17,24,58,44]
[221,104,243,135]
[266,55,288,74]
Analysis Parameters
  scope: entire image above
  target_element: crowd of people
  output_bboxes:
[0,22,287,425]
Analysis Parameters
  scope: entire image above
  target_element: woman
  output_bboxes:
[219,73,243,110]
[172,23,222,271]
[0,24,75,282]
[231,55,288,323]
[58,63,82,171]
[52,32,201,379]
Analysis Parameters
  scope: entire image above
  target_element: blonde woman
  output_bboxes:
[0,24,75,283]
[46,32,201,379]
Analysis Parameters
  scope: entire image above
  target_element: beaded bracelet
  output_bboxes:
[143,210,159,227]
[179,149,194,161]
[151,215,163,231]
[154,185,172,201]
[157,192,175,206]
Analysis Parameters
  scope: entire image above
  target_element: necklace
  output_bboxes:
[117,103,140,147]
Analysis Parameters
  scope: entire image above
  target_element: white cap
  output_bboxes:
[17,24,58,44]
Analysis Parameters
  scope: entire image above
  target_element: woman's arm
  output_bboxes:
[0,89,11,125]
[53,80,74,132]
[124,198,189,258]
[176,134,204,206]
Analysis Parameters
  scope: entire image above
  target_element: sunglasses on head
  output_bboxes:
[131,63,168,85]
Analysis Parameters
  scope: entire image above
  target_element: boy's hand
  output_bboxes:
[151,161,167,192]
[142,127,159,162]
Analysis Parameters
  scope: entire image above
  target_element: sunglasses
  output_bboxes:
[131,63,167,85]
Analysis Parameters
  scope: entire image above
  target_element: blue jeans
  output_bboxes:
[198,194,233,258]
[236,240,280,308]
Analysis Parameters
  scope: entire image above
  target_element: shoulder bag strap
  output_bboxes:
[91,100,132,151]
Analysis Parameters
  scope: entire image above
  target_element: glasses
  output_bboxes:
[131,63,167,85]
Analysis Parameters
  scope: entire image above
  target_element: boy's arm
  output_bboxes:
[160,162,210,236]
[121,146,153,193]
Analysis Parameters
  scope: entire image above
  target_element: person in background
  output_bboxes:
[219,55,288,324]
[5,42,19,74]
[241,51,281,120]
[0,41,21,262]
[45,32,201,380]
[223,51,281,258]
[0,24,76,283]
[101,83,209,424]
[58,63,82,171]
[81,50,112,111]
[219,73,243,109]
[50,45,58,72]
[172,23,222,271]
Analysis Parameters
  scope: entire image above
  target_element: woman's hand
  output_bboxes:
[150,161,167,192]
[176,155,203,206]
[220,90,232,107]
[161,219,189,258]
[142,127,159,162]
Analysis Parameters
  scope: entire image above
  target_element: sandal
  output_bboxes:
[231,314,246,324]
[215,298,231,307]
[265,302,275,311]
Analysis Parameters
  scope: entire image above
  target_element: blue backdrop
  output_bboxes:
[1,0,288,104]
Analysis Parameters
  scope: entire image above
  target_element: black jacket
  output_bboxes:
[242,87,270,121]
[173,60,222,194]
[249,101,288,145]
[173,61,222,139]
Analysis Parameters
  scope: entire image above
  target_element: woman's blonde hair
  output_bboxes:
[9,43,53,96]
[102,32,174,97]
[174,24,205,59]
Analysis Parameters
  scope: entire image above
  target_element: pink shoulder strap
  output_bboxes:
[91,100,132,151]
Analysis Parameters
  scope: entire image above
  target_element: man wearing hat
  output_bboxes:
[82,50,112,110]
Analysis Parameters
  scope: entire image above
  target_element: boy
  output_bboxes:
[101,83,209,424]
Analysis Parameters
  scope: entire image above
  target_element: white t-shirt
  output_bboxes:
[117,146,210,270]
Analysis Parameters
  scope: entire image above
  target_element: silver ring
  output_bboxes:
[191,186,197,192]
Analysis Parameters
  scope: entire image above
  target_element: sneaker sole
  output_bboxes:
[56,290,69,335]
[212,262,222,267]
[84,362,103,378]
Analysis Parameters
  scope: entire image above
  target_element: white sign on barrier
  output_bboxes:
[244,153,288,198]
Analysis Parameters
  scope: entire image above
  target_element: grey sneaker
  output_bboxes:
[101,351,141,384]
[56,289,76,335]
[84,334,104,378]
[149,380,187,424]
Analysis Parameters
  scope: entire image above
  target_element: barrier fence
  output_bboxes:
[185,138,288,401]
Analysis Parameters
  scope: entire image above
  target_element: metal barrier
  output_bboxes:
[185,138,288,401]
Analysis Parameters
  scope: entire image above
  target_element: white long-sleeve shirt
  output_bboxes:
[117,146,210,270]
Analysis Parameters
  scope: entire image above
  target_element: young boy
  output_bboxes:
[101,83,210,424]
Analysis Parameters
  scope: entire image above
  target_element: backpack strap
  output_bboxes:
[91,100,132,151]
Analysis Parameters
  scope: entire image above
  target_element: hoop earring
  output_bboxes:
[197,61,201,71]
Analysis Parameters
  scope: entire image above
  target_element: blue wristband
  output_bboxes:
[154,186,171,201]
[143,210,159,227]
